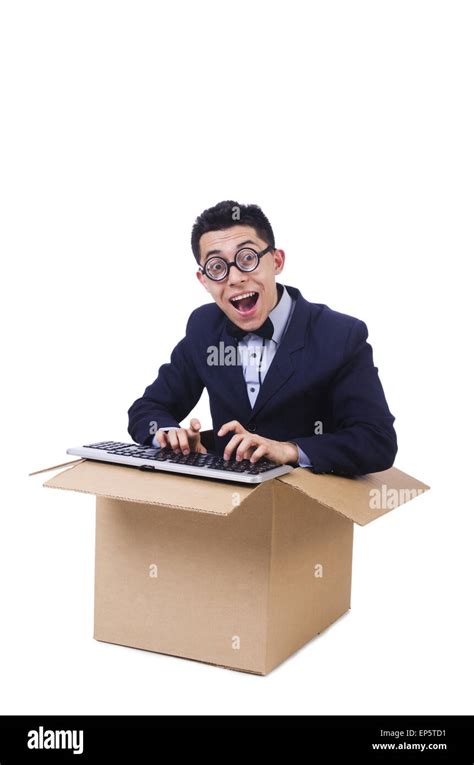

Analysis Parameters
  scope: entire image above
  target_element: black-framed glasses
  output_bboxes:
[199,245,274,282]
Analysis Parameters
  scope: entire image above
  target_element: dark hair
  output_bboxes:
[191,200,275,264]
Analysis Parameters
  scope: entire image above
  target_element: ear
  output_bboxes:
[273,248,285,275]
[196,270,210,292]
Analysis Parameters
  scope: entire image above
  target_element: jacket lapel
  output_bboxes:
[250,285,310,418]
[216,328,253,421]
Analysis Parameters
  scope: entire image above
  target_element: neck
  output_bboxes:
[269,282,282,313]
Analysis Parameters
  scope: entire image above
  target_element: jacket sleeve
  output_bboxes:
[292,319,398,476]
[127,310,204,446]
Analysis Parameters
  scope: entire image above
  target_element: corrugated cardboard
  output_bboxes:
[42,460,429,675]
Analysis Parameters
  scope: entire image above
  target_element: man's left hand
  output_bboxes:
[217,420,299,465]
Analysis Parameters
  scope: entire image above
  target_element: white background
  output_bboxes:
[1,0,473,715]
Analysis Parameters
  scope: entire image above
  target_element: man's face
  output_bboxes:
[196,225,285,331]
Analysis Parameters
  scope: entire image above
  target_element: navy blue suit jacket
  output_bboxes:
[127,284,397,476]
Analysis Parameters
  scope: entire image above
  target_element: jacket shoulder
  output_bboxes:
[185,301,224,336]
[311,302,366,330]
[305,301,368,352]
[286,284,366,336]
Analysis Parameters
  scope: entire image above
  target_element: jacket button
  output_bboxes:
[247,421,257,432]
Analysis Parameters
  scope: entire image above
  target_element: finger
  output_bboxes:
[187,422,203,453]
[218,420,243,437]
[155,431,169,449]
[223,433,245,461]
[176,430,190,455]
[235,436,255,461]
[241,444,258,461]
[250,444,268,463]
[187,419,201,443]
[197,445,208,454]
[167,429,181,452]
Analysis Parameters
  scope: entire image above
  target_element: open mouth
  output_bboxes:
[229,291,259,315]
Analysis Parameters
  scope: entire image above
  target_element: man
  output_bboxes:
[128,200,397,476]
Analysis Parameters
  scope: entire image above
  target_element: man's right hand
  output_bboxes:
[154,418,207,456]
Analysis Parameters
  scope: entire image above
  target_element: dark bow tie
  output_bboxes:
[226,316,274,341]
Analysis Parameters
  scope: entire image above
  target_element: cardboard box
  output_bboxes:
[39,454,429,675]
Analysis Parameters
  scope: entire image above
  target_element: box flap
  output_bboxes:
[277,466,430,526]
[29,458,85,476]
[42,460,258,516]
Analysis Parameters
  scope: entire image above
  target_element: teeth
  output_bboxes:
[230,291,257,302]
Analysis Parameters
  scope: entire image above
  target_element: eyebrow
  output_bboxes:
[203,240,258,261]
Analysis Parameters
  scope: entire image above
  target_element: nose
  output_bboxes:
[227,263,249,287]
